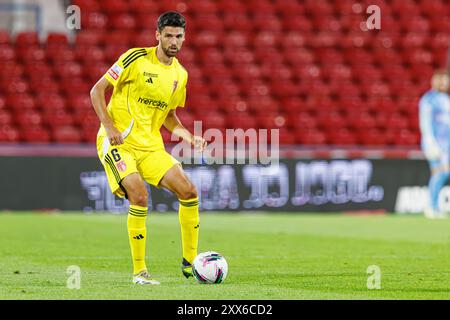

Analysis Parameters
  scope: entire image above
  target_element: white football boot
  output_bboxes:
[132,270,160,285]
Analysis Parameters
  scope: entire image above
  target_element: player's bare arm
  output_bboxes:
[90,77,123,146]
[164,110,207,150]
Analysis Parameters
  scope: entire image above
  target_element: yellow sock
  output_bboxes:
[127,205,148,275]
[179,197,199,264]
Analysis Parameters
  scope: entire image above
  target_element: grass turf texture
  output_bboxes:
[0,212,449,300]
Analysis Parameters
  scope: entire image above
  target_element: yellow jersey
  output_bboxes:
[99,46,188,151]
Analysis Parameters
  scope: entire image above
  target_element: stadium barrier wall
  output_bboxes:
[0,155,435,214]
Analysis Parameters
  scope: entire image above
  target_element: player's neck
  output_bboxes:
[156,46,173,66]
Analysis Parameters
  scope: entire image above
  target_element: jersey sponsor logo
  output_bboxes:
[137,97,169,110]
[108,64,123,80]
[143,72,158,78]
[116,160,127,172]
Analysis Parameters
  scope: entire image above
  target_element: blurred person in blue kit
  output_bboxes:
[419,69,450,219]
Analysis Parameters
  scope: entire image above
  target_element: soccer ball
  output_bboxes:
[192,251,228,284]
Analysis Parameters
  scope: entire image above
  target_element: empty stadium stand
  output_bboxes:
[0,0,448,145]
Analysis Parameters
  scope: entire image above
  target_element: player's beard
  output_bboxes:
[162,44,180,57]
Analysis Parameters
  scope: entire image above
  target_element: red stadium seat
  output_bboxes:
[103,31,132,47]
[103,0,129,13]
[14,109,43,127]
[129,0,160,13]
[53,61,83,79]
[269,81,299,98]
[0,29,10,45]
[192,31,221,47]
[83,62,109,84]
[24,62,52,78]
[6,94,36,110]
[60,78,90,95]
[209,80,240,98]
[260,63,293,81]
[73,0,100,11]
[0,95,7,108]
[358,128,390,146]
[76,30,105,46]
[0,62,24,80]
[81,125,99,142]
[257,114,288,129]
[52,125,83,143]
[420,0,447,17]
[75,45,105,63]
[278,131,297,144]
[0,109,12,125]
[20,125,50,142]
[0,45,15,61]
[223,13,252,31]
[274,0,304,15]
[67,95,92,111]
[216,0,244,12]
[36,93,67,111]
[246,96,279,113]
[130,31,154,47]
[327,128,358,145]
[15,47,46,63]
[197,111,227,129]
[29,78,59,95]
[15,32,40,48]
[286,111,318,129]
[0,1,446,147]
[109,13,137,30]
[46,32,69,49]
[0,125,20,142]
[47,47,76,63]
[73,109,99,127]
[43,109,74,127]
[227,113,257,130]
[316,111,346,129]
[81,12,108,29]
[296,128,327,145]
[389,128,420,145]
[134,12,160,30]
[103,44,129,64]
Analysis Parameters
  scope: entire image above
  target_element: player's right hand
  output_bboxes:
[192,135,207,151]
[106,126,124,146]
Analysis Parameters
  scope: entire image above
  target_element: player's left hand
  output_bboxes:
[192,135,207,151]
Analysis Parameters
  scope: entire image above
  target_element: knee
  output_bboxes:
[129,189,148,207]
[178,183,198,200]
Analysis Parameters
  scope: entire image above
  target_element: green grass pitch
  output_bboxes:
[0,212,448,300]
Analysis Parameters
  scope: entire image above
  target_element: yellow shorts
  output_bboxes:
[96,135,180,198]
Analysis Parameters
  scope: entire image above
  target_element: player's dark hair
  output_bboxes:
[433,69,450,77]
[157,11,186,32]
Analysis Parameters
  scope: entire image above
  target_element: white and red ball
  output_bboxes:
[192,251,228,284]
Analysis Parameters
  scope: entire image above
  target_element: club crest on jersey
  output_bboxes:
[173,80,178,93]
[108,64,123,80]
[116,160,127,172]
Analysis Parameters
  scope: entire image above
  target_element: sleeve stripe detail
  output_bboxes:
[129,209,147,216]
[129,211,147,217]
[123,52,148,69]
[179,200,199,207]
[122,48,146,64]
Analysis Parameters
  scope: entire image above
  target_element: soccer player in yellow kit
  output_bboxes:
[90,12,205,285]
